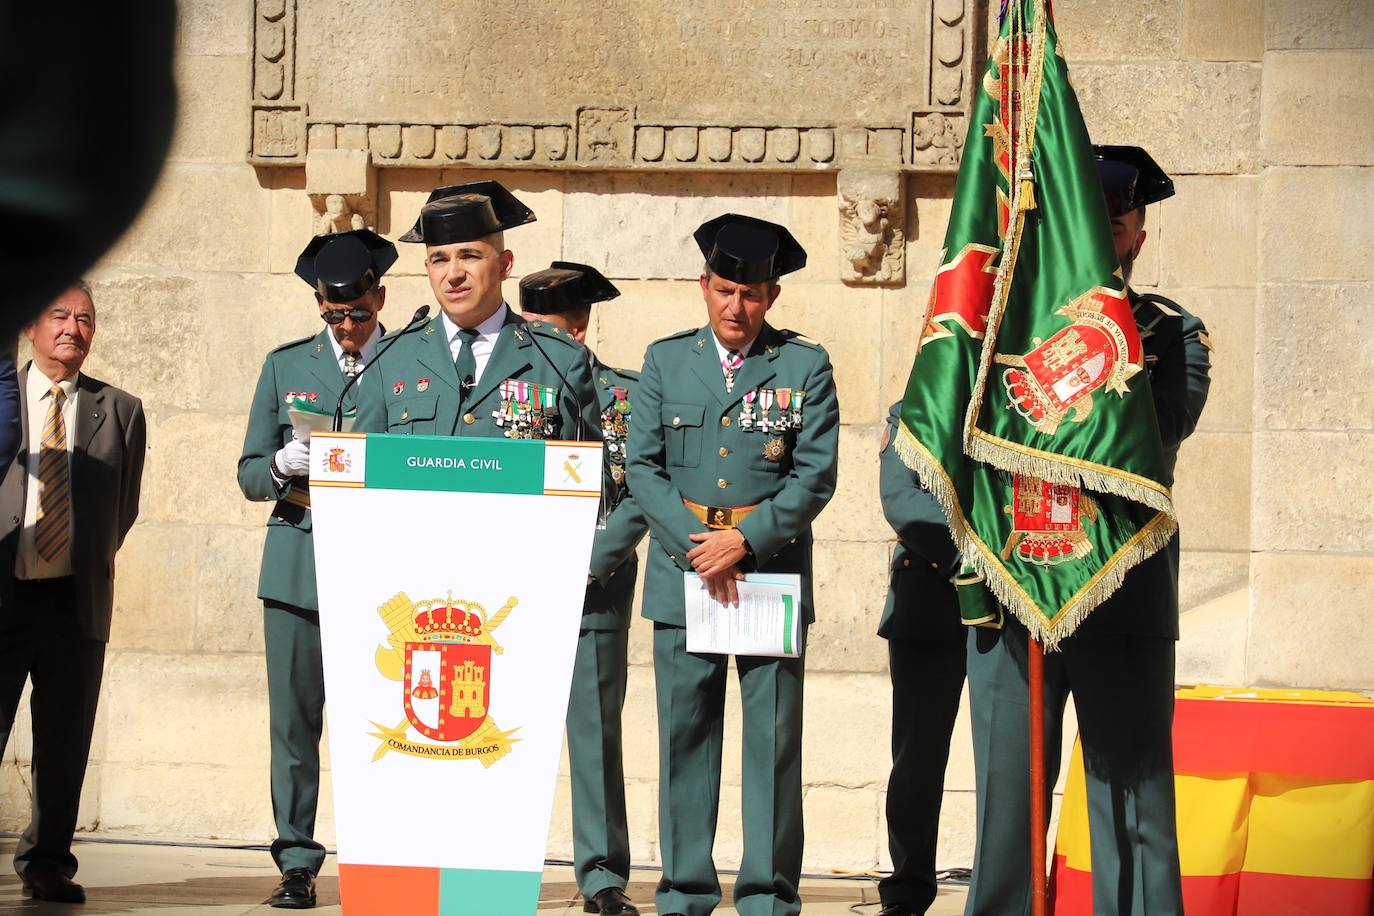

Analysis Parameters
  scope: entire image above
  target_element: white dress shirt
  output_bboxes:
[17,365,78,580]
[325,323,382,376]
[710,329,760,377]
[441,303,510,387]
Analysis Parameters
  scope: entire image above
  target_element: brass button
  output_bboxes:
[717,478,727,489]
[930,562,940,570]
[463,412,475,425]
[903,558,911,568]
[609,570,616,578]
[673,416,681,426]
[720,416,731,427]
[719,447,729,457]
[400,409,410,420]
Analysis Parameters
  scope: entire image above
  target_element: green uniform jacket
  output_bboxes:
[352,309,601,444]
[582,360,648,632]
[1074,291,1211,639]
[238,329,352,611]
[626,323,840,627]
[877,402,963,645]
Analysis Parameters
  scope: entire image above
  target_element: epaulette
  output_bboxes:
[1135,293,1183,319]
[612,367,641,381]
[649,327,702,347]
[779,329,826,350]
[525,320,586,350]
[269,333,317,355]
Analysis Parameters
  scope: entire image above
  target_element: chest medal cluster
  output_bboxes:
[738,387,806,461]
[492,379,560,440]
[600,387,632,484]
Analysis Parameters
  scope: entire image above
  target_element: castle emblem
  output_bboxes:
[1001,475,1098,566]
[368,590,520,766]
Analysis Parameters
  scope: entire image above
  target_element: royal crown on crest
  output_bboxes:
[410,591,485,642]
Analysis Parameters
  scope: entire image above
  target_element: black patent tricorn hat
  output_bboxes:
[397,179,536,244]
[294,229,397,302]
[1093,145,1175,217]
[519,261,620,315]
[694,213,806,284]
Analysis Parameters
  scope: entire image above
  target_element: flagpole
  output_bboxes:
[1029,636,1048,916]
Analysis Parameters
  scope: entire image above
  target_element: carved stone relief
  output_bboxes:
[838,170,906,286]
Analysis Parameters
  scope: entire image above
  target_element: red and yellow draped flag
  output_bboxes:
[1054,687,1374,915]
[895,0,1175,645]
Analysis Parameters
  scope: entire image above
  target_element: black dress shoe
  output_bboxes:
[22,871,86,903]
[582,886,640,915]
[269,867,317,909]
[877,905,918,916]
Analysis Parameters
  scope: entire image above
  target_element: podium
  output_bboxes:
[308,432,603,914]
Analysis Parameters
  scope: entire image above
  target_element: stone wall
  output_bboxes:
[2,0,1370,877]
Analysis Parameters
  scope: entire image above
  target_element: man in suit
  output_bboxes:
[353,180,600,442]
[625,214,839,916]
[238,228,397,909]
[519,262,648,916]
[0,282,146,903]
[876,402,966,916]
[963,146,1212,916]
[0,354,20,474]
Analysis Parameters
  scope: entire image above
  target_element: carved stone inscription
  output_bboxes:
[294,0,933,127]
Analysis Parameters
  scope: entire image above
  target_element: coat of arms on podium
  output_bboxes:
[368,591,521,767]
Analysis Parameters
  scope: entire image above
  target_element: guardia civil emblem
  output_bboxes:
[368,591,520,766]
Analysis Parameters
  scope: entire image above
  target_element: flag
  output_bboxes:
[895,0,1176,645]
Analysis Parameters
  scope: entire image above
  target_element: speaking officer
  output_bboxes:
[238,228,396,909]
[353,181,599,443]
[963,146,1212,916]
[626,214,839,916]
[519,262,648,916]
[875,402,966,916]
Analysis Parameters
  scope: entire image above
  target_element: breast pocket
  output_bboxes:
[662,402,704,468]
[387,394,439,435]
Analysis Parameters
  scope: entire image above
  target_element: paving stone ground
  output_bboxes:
[0,838,968,915]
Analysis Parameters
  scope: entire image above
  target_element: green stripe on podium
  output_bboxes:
[439,867,542,912]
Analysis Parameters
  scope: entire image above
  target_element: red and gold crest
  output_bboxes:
[996,286,1142,435]
[1001,475,1098,566]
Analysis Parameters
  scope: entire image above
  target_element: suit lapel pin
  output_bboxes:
[314,343,323,352]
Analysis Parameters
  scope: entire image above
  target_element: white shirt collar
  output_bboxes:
[26,363,77,401]
[441,302,510,344]
[709,328,758,367]
[325,324,382,367]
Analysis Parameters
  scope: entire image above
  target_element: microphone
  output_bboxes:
[333,305,431,432]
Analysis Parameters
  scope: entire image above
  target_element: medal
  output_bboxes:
[392,380,405,396]
[759,388,774,432]
[739,388,757,430]
[611,463,626,484]
[763,437,786,462]
[417,377,430,392]
[494,380,513,427]
[792,390,805,428]
[775,388,792,432]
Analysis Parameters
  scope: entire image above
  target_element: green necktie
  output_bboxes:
[455,327,480,405]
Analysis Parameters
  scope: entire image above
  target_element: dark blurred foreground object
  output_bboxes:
[0,1,177,337]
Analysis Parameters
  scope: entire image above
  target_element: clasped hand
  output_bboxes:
[688,528,747,607]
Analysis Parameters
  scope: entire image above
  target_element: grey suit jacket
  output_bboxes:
[0,365,147,642]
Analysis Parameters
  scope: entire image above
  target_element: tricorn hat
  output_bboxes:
[519,261,620,315]
[294,229,397,303]
[1093,145,1174,217]
[397,179,536,245]
[694,213,807,284]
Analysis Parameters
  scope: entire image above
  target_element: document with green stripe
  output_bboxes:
[683,573,802,658]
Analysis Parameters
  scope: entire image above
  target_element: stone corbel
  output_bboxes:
[837,168,906,286]
[305,148,377,234]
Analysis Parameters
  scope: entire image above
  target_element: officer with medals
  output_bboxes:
[353,181,600,443]
[519,262,648,916]
[237,228,396,909]
[626,214,839,916]
[875,403,965,916]
[963,146,1212,916]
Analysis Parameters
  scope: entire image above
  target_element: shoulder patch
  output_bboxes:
[1152,300,1181,318]
[1197,332,1214,352]
[269,333,317,355]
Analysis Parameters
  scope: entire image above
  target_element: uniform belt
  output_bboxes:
[683,499,758,530]
[281,484,311,510]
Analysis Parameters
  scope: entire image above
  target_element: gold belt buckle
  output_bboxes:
[705,505,733,529]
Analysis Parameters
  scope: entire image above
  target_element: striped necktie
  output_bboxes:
[721,349,743,393]
[35,386,71,562]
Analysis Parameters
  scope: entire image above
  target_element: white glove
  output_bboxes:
[273,440,311,478]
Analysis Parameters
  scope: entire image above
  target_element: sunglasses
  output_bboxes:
[321,308,376,325]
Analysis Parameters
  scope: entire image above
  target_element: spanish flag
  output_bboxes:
[1052,687,1374,915]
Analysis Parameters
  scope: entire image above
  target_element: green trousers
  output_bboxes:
[964,622,1183,916]
[566,627,632,899]
[263,601,327,876]
[880,637,966,913]
[652,623,806,916]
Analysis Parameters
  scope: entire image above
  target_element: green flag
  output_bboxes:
[896,0,1176,647]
